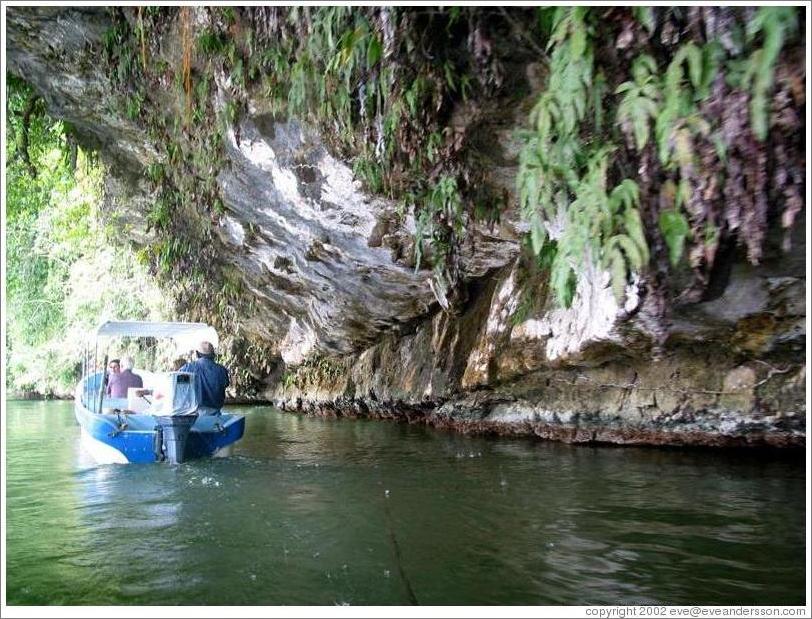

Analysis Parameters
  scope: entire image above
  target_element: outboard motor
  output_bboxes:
[154,413,198,464]
[152,372,198,464]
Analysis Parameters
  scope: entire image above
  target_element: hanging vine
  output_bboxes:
[517,6,803,309]
[93,6,804,379]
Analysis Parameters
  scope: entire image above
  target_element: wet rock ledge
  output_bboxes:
[269,237,806,449]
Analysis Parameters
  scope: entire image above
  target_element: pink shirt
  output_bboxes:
[107,369,143,398]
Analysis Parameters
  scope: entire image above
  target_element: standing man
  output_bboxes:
[180,341,230,414]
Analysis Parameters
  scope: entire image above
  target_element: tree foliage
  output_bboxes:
[6,75,77,347]
[5,74,168,395]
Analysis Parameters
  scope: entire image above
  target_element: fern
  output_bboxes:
[696,41,723,100]
[542,149,647,305]
[125,93,143,120]
[197,30,227,56]
[615,54,659,150]
[518,9,650,306]
[657,45,694,167]
[745,7,798,140]
[366,34,382,69]
[654,42,718,169]
[659,209,690,266]
[413,175,463,273]
[145,162,164,183]
[623,207,649,266]
[632,7,656,34]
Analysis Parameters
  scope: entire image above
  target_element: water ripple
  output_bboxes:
[4,402,806,605]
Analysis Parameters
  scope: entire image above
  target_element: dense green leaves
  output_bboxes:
[632,7,655,34]
[366,34,382,69]
[518,9,649,307]
[7,78,76,346]
[744,7,798,140]
[659,209,690,267]
[517,6,801,311]
[5,75,168,395]
[654,42,717,168]
[616,55,659,150]
[197,30,228,55]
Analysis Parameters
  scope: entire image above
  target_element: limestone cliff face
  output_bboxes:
[271,239,806,447]
[7,7,806,447]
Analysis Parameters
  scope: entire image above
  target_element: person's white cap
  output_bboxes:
[197,341,214,356]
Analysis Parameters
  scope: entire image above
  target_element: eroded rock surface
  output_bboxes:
[270,253,806,448]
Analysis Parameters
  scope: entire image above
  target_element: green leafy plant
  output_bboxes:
[197,30,227,56]
[659,209,690,267]
[414,175,463,274]
[518,8,649,307]
[282,354,346,390]
[655,42,715,167]
[125,93,143,120]
[632,7,656,34]
[742,7,798,140]
[145,162,164,182]
[5,76,168,395]
[615,55,659,150]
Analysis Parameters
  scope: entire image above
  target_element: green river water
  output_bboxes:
[4,400,806,605]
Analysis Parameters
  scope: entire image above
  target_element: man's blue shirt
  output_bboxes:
[180,356,230,409]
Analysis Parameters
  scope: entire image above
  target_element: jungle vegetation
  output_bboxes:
[5,76,168,395]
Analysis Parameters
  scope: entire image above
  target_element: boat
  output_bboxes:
[75,320,245,464]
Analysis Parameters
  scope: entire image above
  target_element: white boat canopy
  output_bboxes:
[95,321,219,349]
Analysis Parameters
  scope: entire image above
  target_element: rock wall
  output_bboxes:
[269,227,806,447]
[7,7,806,447]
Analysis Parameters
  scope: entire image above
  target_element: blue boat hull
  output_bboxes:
[74,402,245,464]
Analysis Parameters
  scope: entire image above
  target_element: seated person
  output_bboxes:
[107,356,144,398]
[105,358,121,395]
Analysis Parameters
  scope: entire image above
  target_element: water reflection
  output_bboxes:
[4,401,806,605]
